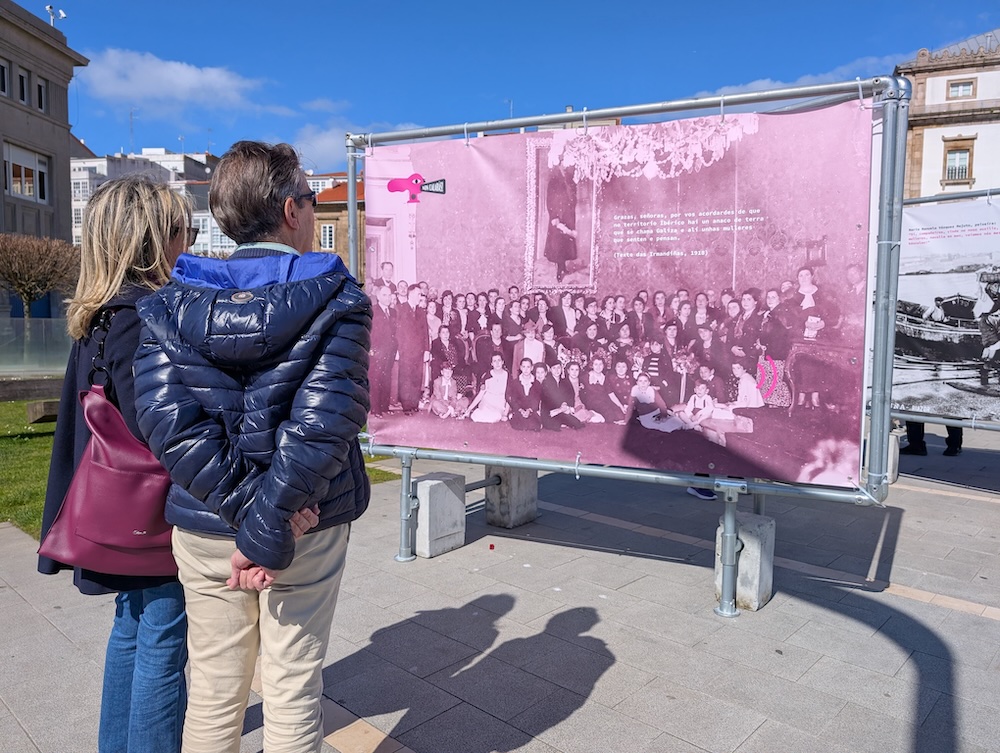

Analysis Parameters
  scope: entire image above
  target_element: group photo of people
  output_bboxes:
[363,99,876,487]
[367,258,866,484]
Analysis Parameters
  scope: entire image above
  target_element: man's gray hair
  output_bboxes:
[209,141,303,244]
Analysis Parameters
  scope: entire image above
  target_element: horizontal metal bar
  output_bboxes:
[363,442,878,506]
[903,188,1000,205]
[347,77,891,148]
[892,411,1000,431]
[465,475,502,493]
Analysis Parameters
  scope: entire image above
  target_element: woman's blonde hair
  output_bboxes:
[67,174,190,339]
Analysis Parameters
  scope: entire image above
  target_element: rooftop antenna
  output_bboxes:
[503,98,513,119]
[178,134,185,156]
[128,107,138,154]
[44,5,66,26]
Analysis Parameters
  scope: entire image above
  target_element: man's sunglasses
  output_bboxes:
[293,190,317,208]
[172,225,199,246]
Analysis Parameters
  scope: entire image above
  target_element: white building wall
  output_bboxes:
[925,70,1000,104]
[69,153,234,254]
[919,122,1000,196]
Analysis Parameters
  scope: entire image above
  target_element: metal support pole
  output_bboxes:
[465,474,502,494]
[892,411,1000,432]
[348,78,889,149]
[346,145,360,279]
[363,441,876,506]
[714,480,747,618]
[866,76,910,504]
[394,455,417,562]
[753,492,766,517]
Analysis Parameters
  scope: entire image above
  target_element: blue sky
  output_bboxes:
[38,0,998,172]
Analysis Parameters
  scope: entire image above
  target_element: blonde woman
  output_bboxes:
[39,174,193,753]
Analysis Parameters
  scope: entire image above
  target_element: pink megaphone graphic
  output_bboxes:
[387,173,425,203]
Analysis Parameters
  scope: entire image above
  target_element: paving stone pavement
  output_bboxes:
[1,422,999,752]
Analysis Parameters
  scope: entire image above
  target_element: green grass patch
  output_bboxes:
[366,465,400,485]
[0,400,398,540]
[0,401,56,540]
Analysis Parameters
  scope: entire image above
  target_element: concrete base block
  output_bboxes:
[414,472,466,558]
[714,511,775,611]
[484,464,538,528]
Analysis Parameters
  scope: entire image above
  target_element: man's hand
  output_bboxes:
[227,549,277,591]
[290,505,320,539]
[227,506,319,591]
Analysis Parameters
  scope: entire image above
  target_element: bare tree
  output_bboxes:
[0,233,79,319]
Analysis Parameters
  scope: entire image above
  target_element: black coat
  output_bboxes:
[38,285,177,595]
[134,249,371,571]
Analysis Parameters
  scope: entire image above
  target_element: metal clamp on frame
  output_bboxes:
[713,479,747,618]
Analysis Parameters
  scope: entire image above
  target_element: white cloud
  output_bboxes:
[693,54,911,98]
[78,49,269,112]
[294,119,424,172]
[301,98,351,113]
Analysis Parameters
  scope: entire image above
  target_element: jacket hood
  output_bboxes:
[138,252,362,367]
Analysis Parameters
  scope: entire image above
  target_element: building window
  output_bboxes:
[36,78,47,112]
[71,179,90,201]
[3,143,49,203]
[72,207,83,227]
[0,60,8,97]
[17,69,28,105]
[947,79,976,100]
[190,215,211,255]
[320,223,335,250]
[946,150,969,180]
[210,220,237,256]
[941,135,976,188]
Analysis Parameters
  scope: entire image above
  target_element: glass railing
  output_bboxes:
[0,317,72,375]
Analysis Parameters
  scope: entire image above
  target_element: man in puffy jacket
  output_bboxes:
[134,140,371,753]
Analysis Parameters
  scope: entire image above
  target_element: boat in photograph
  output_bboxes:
[895,294,982,362]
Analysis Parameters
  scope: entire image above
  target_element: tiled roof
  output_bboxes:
[898,27,1000,67]
[933,28,1000,57]
[317,182,364,203]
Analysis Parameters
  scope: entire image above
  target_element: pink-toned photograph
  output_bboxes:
[364,102,876,488]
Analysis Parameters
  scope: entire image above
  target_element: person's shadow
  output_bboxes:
[320,597,613,753]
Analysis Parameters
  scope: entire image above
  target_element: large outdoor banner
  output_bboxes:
[895,200,1000,421]
[364,101,877,488]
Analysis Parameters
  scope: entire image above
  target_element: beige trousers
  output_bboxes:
[172,524,349,753]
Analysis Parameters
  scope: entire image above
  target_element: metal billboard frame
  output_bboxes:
[344,76,911,615]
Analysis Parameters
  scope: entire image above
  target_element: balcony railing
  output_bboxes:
[946,165,969,181]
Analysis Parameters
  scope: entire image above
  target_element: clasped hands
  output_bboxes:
[227,505,320,591]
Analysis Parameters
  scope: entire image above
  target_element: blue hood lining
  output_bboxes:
[172,252,349,290]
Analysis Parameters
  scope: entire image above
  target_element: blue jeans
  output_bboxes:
[98,581,188,753]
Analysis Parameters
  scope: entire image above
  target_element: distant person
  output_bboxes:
[370,284,397,418]
[372,260,395,294]
[923,297,947,323]
[543,166,578,282]
[846,263,866,298]
[900,421,963,457]
[397,283,430,413]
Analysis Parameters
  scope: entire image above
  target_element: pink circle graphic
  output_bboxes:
[756,356,778,400]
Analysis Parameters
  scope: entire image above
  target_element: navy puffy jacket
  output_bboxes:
[134,251,371,571]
